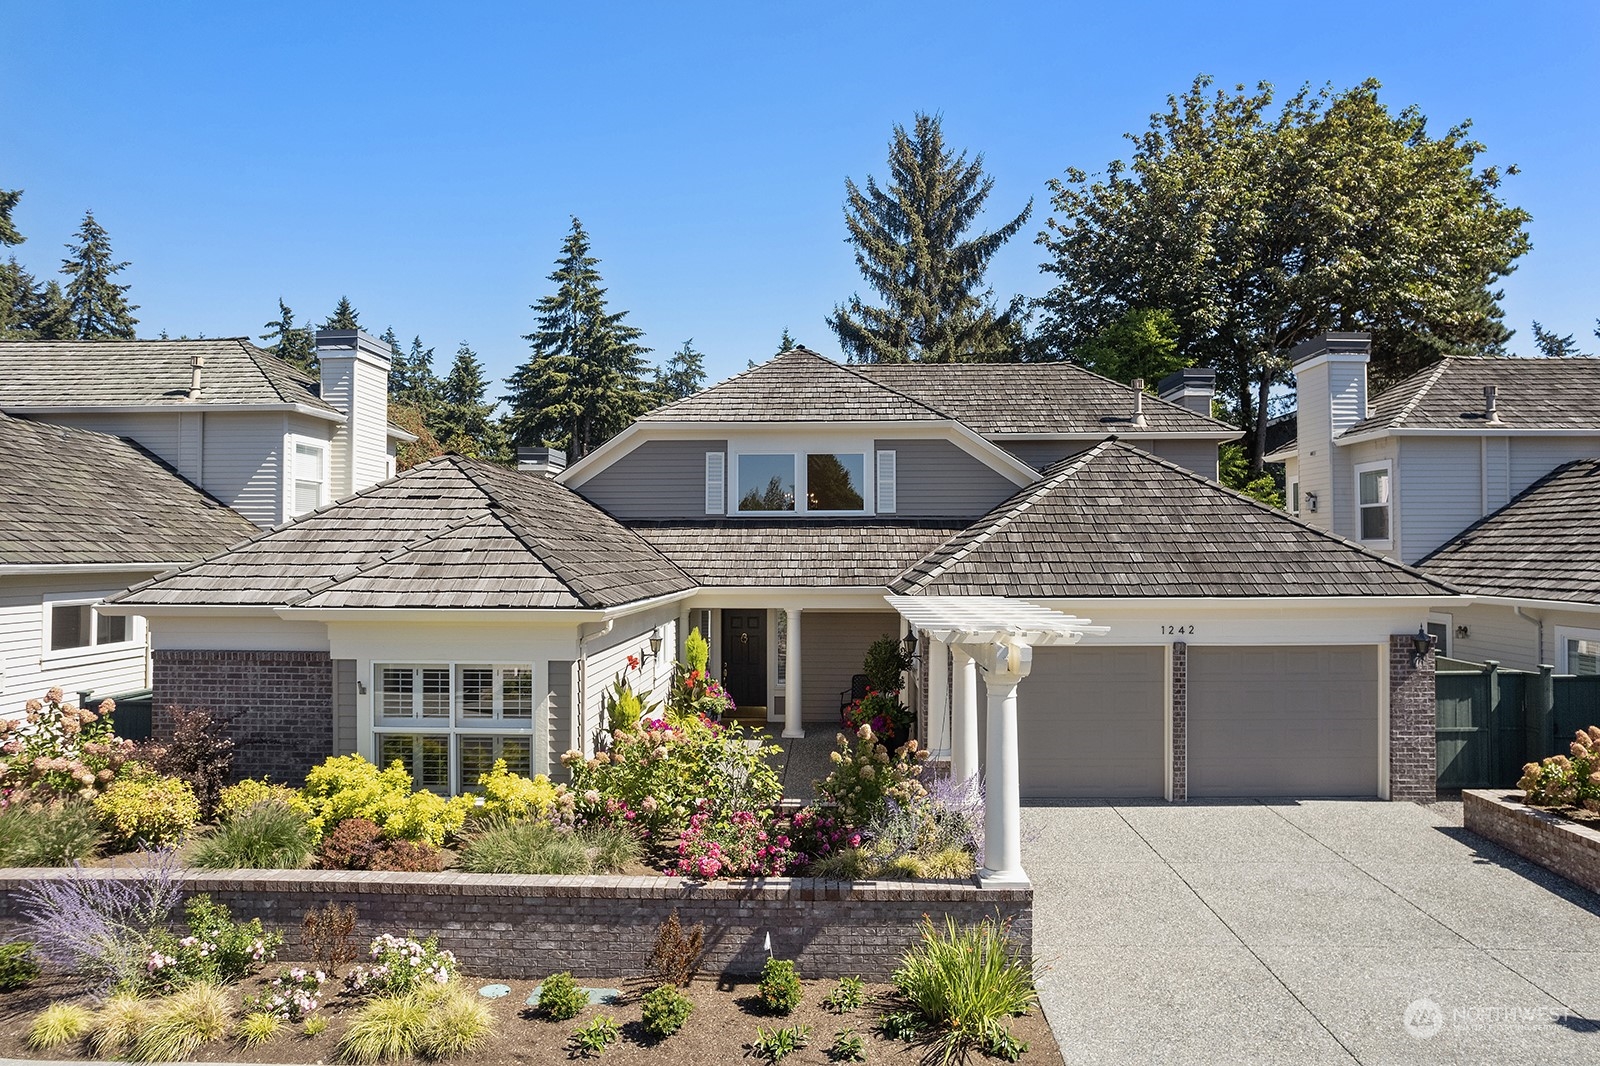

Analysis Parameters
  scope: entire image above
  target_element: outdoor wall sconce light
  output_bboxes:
[1455,625,1470,640]
[901,631,920,666]
[1304,491,1319,513]
[1411,624,1437,665]
[357,681,368,695]
[641,631,664,663]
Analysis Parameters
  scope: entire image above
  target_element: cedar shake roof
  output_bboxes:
[1419,459,1600,604]
[854,362,1235,436]
[893,440,1455,599]
[112,457,695,610]
[642,349,950,423]
[0,413,257,568]
[1350,356,1600,434]
[628,520,970,587]
[0,338,341,414]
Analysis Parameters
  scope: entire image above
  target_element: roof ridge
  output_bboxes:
[896,439,1117,592]
[1416,457,1597,567]
[825,355,956,420]
[644,348,952,422]
[292,510,502,605]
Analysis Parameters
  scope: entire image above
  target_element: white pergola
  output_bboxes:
[885,595,1109,886]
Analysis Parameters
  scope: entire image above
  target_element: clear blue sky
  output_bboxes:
[6,1,1596,392]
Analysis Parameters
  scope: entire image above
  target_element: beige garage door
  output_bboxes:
[1016,646,1166,799]
[1188,646,1379,798]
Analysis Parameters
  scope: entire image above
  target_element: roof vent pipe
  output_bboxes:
[188,355,205,399]
[1484,384,1502,425]
[1131,378,1148,428]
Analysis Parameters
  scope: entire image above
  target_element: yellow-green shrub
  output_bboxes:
[299,755,471,846]
[472,760,562,821]
[94,772,200,849]
[218,780,310,820]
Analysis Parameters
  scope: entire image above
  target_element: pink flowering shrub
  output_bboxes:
[668,807,793,880]
[1519,726,1600,809]
[0,689,137,803]
[343,933,456,996]
[563,715,781,836]
[787,806,860,865]
[248,966,327,1021]
[139,895,280,995]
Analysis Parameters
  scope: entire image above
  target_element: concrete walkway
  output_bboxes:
[1024,799,1600,1065]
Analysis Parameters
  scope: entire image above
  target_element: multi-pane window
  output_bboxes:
[1356,462,1392,543]
[48,602,134,652]
[374,662,541,794]
[292,442,326,517]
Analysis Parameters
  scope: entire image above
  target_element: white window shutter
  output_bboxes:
[876,450,897,514]
[705,452,725,514]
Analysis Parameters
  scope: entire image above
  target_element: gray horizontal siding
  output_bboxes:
[877,439,1018,518]
[800,611,901,724]
[575,440,725,519]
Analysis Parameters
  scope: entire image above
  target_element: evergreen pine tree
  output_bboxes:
[321,296,360,331]
[655,339,707,401]
[828,113,1031,363]
[0,190,25,338]
[503,217,653,458]
[261,297,317,375]
[435,341,508,459]
[777,327,799,353]
[0,189,22,248]
[60,209,139,339]
[1531,321,1589,358]
[394,335,441,409]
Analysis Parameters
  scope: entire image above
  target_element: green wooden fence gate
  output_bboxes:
[1435,659,1596,789]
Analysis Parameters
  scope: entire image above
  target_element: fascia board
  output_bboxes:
[0,563,186,576]
[1336,426,1600,447]
[3,402,344,423]
[1464,594,1600,615]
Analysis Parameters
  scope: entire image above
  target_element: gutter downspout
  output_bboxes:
[576,618,616,756]
[1515,606,1545,666]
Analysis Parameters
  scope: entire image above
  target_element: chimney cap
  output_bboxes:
[1290,331,1371,365]
[1156,367,1216,397]
[311,329,394,367]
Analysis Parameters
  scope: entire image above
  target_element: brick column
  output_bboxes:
[1388,635,1437,802]
[1171,641,1188,802]
[153,650,335,783]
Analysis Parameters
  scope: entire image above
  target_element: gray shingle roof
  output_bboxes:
[893,440,1455,598]
[113,457,695,610]
[1350,356,1600,436]
[0,338,340,414]
[629,520,970,587]
[854,362,1235,436]
[643,349,946,423]
[1419,459,1600,604]
[0,413,258,568]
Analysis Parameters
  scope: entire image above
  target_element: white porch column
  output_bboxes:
[925,638,951,759]
[783,606,804,738]
[950,646,979,785]
[977,642,1031,886]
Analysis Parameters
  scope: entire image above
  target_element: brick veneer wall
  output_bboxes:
[0,870,1032,981]
[1171,641,1188,801]
[1462,790,1600,894]
[153,650,334,783]
[1388,635,1437,802]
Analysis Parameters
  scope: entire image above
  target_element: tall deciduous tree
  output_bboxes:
[828,113,1032,363]
[321,296,360,331]
[261,298,317,374]
[655,339,707,401]
[1072,308,1190,387]
[1036,76,1532,473]
[60,209,139,339]
[503,218,653,458]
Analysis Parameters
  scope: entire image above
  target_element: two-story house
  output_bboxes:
[108,342,1458,872]
[1267,333,1600,673]
[0,330,412,713]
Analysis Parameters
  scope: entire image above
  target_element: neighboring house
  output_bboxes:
[108,344,1458,836]
[0,413,258,713]
[1267,334,1600,671]
[0,331,414,529]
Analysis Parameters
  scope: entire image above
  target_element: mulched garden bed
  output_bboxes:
[0,969,1066,1065]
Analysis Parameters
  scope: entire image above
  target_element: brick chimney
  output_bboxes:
[314,330,393,497]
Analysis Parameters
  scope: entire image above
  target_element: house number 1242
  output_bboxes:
[1161,625,1195,635]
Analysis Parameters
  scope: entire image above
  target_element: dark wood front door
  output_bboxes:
[721,610,767,709]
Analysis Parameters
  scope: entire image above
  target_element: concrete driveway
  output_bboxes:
[1023,799,1600,1065]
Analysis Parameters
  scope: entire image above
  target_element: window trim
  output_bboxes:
[1554,625,1600,676]
[371,660,541,794]
[1287,475,1301,517]
[727,444,878,517]
[40,596,143,662]
[1353,459,1394,550]
[1426,612,1453,659]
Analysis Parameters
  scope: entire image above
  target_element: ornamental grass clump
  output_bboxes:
[0,799,102,866]
[189,798,315,870]
[27,1002,94,1050]
[127,981,231,1062]
[458,819,639,875]
[89,992,156,1058]
[890,915,1038,1065]
[1519,726,1600,810]
[236,1012,283,1049]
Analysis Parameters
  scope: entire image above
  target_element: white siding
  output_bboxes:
[1448,602,1600,672]
[1339,437,1397,555]
[202,412,288,527]
[1483,436,1511,513]
[580,608,678,754]
[0,573,159,713]
[319,361,354,499]
[35,411,186,468]
[1398,437,1488,564]
[350,360,390,492]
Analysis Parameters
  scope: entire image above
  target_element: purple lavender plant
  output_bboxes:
[924,771,986,865]
[16,847,186,991]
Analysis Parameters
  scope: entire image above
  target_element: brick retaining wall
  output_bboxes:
[152,650,334,783]
[0,869,1032,981]
[1463,790,1600,895]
